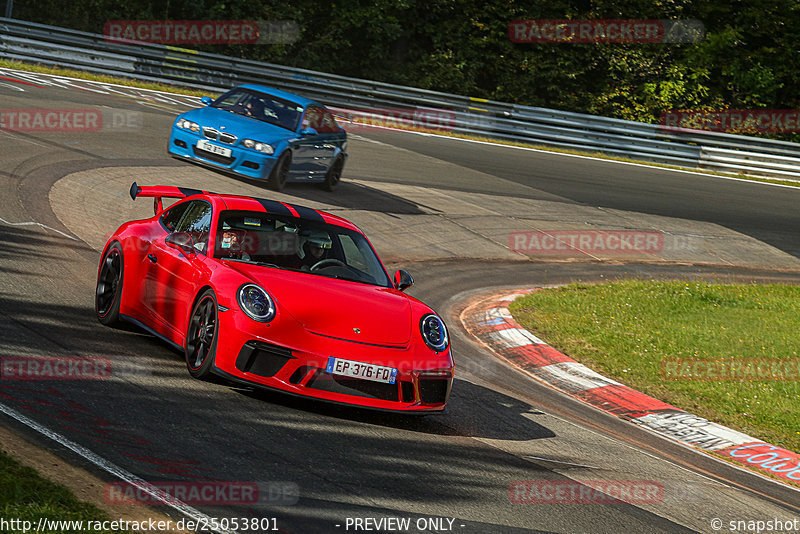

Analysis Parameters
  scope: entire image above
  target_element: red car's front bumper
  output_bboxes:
[212,308,454,413]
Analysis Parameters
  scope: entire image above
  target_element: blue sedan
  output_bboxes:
[168,84,347,191]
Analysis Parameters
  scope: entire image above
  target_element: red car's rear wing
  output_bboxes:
[129,182,210,215]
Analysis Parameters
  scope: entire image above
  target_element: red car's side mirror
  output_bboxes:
[394,269,414,291]
[165,232,195,256]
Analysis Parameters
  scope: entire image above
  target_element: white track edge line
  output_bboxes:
[0,401,236,534]
[478,292,800,494]
[342,122,800,190]
[2,67,796,191]
[0,217,79,241]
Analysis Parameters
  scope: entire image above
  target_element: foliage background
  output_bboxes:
[9,0,799,133]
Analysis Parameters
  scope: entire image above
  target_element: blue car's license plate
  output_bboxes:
[196,139,232,157]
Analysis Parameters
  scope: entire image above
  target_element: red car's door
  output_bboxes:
[142,200,213,341]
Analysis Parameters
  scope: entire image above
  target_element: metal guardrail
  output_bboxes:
[2,17,800,179]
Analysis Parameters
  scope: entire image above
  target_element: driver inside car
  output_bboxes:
[296,230,333,270]
[243,98,266,119]
[220,230,252,262]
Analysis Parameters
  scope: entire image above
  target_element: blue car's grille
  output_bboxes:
[220,132,237,144]
[201,127,237,145]
[192,146,235,165]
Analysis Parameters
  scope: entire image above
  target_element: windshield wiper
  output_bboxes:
[253,261,282,269]
[220,258,283,269]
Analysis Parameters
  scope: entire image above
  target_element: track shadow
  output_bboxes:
[234,378,553,441]
[280,180,432,215]
[0,224,95,274]
[176,157,428,215]
[0,286,695,534]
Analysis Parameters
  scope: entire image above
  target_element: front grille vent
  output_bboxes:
[235,341,294,378]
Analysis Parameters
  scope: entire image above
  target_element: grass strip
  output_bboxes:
[509,280,800,453]
[0,446,129,533]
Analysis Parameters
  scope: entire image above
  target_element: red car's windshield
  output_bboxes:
[213,211,391,287]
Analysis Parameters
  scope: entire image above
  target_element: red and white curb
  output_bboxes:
[462,289,800,486]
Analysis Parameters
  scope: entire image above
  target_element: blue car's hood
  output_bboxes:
[180,106,297,142]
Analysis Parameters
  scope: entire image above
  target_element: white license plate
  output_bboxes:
[326,357,397,384]
[196,139,232,157]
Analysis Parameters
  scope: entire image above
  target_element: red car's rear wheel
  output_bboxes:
[185,289,219,379]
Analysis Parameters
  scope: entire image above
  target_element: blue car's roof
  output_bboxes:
[236,84,319,108]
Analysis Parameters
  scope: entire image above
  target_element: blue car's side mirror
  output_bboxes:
[299,127,318,136]
[200,96,213,105]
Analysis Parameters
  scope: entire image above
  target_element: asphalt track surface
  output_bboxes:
[357,129,800,260]
[0,73,799,534]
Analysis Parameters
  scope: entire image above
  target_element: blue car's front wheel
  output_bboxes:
[268,151,292,192]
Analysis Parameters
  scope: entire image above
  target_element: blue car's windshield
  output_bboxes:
[211,88,303,132]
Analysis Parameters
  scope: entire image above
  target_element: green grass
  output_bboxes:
[0,447,129,533]
[509,280,800,452]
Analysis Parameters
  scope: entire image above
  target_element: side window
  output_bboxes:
[214,90,243,107]
[160,202,189,232]
[175,201,212,253]
[302,107,322,131]
[318,109,339,134]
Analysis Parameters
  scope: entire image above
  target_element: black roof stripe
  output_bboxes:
[254,198,294,218]
[291,204,325,222]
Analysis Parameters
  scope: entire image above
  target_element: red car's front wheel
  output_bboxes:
[185,289,219,379]
[95,242,124,327]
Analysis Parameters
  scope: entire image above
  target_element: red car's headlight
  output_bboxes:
[420,314,449,352]
[237,284,276,322]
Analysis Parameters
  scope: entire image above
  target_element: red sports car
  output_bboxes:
[95,183,453,412]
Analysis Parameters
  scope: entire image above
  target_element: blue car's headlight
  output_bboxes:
[237,284,276,322]
[176,118,200,132]
[420,314,449,352]
[242,139,274,154]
